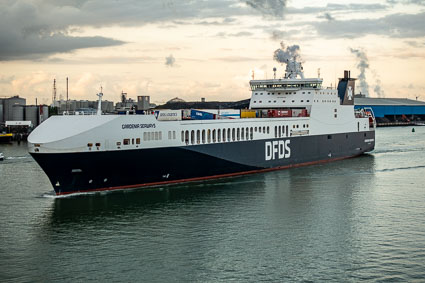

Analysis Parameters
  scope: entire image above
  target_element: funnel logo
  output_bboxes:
[265,140,291,160]
[347,86,353,100]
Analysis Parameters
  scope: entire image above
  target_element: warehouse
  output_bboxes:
[354,96,425,125]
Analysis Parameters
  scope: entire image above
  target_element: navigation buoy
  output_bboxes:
[412,128,415,132]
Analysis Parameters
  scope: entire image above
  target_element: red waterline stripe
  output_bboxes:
[56,154,362,196]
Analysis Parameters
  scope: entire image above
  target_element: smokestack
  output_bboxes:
[344,70,349,79]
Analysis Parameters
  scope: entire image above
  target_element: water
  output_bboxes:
[1,127,424,282]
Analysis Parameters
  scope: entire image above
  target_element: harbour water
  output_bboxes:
[1,127,424,282]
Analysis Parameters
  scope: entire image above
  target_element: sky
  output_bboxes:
[0,0,425,105]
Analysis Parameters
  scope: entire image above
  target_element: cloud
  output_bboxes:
[0,1,126,60]
[318,12,335,21]
[215,31,254,37]
[387,0,425,5]
[244,0,287,18]
[313,12,425,39]
[165,54,176,67]
[0,0,291,60]
[0,75,16,84]
[286,3,387,15]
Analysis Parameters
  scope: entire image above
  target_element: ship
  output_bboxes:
[28,59,375,195]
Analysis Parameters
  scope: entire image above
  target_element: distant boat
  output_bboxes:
[0,152,4,161]
[413,122,425,126]
[0,133,13,143]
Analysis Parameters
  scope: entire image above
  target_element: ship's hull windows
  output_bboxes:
[241,128,245,140]
[212,129,216,143]
[223,129,226,142]
[185,131,189,145]
[202,130,206,144]
[191,130,195,145]
[246,127,249,140]
[207,129,211,143]
[237,128,240,141]
[197,130,201,144]
[181,131,184,143]
[227,129,231,142]
[250,127,254,140]
[218,129,221,142]
[278,126,281,137]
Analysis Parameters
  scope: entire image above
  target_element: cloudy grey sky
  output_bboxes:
[1,0,425,103]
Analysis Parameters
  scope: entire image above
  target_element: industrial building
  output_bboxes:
[0,96,49,128]
[115,92,153,112]
[53,99,114,114]
[354,96,425,125]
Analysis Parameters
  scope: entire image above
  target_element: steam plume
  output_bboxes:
[350,48,369,96]
[273,42,301,63]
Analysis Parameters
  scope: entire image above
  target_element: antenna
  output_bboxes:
[318,68,320,78]
[273,67,277,79]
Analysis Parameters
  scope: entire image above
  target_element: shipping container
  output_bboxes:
[298,109,309,117]
[267,109,292,118]
[182,109,191,120]
[241,109,256,118]
[196,109,240,119]
[219,109,240,119]
[154,110,182,121]
[190,109,215,120]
